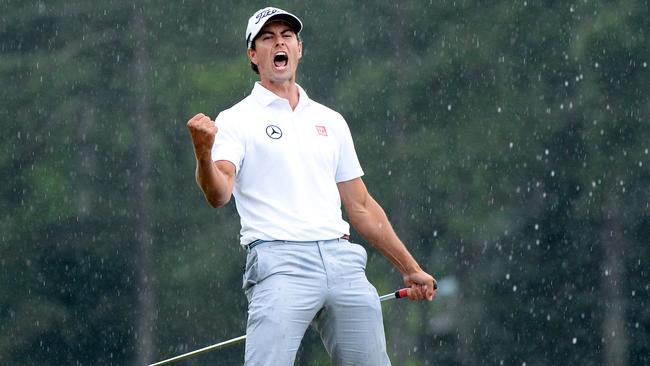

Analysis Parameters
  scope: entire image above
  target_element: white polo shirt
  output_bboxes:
[212,82,364,246]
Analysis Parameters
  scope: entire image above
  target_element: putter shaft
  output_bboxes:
[149,335,246,366]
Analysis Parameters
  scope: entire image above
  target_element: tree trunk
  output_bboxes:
[387,123,421,364]
[383,5,423,363]
[77,107,96,216]
[132,4,155,366]
[601,202,628,366]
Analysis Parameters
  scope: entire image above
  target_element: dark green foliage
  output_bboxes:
[1,1,648,365]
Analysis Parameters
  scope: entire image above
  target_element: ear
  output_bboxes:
[247,48,258,67]
[297,41,303,60]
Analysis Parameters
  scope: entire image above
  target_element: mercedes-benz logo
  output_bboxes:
[266,125,283,139]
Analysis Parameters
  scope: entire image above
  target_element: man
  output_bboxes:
[186,7,436,366]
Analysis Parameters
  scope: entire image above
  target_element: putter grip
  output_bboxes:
[395,288,409,298]
[395,283,439,299]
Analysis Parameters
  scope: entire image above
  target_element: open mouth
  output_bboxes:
[273,52,288,68]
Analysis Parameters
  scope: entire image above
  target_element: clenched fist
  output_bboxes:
[187,113,217,157]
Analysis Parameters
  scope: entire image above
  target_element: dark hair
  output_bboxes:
[249,27,302,75]
[250,42,259,74]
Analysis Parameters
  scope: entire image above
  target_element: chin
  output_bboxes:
[267,70,293,83]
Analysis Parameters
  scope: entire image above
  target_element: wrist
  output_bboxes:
[398,259,422,276]
[195,149,213,162]
[402,266,422,277]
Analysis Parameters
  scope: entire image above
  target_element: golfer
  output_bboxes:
[187,7,437,365]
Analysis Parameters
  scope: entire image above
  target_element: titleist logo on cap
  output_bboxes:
[255,8,279,24]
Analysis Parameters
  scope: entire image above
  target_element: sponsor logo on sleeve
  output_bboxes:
[315,125,327,136]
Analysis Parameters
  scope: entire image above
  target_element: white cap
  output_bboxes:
[246,7,302,49]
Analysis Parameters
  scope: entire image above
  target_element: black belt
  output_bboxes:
[247,234,350,251]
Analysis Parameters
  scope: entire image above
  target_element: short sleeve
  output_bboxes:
[211,111,244,173]
[334,115,364,183]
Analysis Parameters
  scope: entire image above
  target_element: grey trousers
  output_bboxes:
[242,239,391,366]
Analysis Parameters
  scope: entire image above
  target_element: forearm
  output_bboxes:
[195,152,232,208]
[349,196,422,276]
[339,178,436,301]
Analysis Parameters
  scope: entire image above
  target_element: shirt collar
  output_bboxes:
[251,82,310,110]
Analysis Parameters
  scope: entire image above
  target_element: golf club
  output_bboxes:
[148,287,421,366]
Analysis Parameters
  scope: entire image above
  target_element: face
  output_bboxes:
[248,21,303,84]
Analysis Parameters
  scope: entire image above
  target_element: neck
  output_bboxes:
[260,79,300,110]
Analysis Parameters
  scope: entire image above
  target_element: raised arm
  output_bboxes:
[187,113,236,208]
[338,177,437,301]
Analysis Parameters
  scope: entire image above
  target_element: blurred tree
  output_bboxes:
[1,1,648,366]
[130,1,155,365]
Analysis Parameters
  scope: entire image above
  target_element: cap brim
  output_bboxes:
[265,14,302,34]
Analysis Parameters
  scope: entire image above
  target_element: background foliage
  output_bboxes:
[1,0,648,365]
